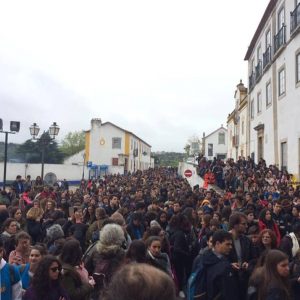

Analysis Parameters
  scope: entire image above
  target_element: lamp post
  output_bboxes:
[29,122,60,180]
[0,119,20,189]
[82,153,86,179]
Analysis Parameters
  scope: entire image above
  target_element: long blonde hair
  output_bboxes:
[26,207,44,220]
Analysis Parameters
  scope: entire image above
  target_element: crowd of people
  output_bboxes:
[197,155,295,193]
[0,159,299,300]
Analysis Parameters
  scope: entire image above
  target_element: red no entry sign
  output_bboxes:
[184,169,192,178]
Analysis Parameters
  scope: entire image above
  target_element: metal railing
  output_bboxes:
[291,3,300,34]
[274,25,286,54]
[255,60,262,82]
[249,71,256,90]
[263,46,272,69]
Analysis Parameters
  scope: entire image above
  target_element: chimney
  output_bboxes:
[91,118,102,129]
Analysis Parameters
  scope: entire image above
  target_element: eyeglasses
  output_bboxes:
[50,266,61,273]
[240,222,247,226]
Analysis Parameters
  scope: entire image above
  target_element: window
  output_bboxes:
[278,68,286,96]
[218,132,225,144]
[281,142,287,171]
[265,29,271,48]
[257,92,262,113]
[266,82,272,106]
[278,7,285,30]
[112,137,121,149]
[131,139,133,150]
[251,59,255,73]
[296,53,300,84]
[242,121,244,135]
[208,144,213,156]
[112,158,119,166]
[257,46,262,61]
[250,99,254,118]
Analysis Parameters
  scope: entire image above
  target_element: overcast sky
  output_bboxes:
[0,0,269,152]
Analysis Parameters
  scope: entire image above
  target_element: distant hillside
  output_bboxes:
[0,142,22,162]
[152,152,186,168]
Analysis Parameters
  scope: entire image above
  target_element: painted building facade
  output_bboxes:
[202,126,228,160]
[227,81,249,160]
[85,119,152,176]
[244,0,300,178]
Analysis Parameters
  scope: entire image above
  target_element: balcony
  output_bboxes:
[255,60,262,82]
[274,25,286,55]
[291,3,300,35]
[249,71,256,91]
[263,46,272,69]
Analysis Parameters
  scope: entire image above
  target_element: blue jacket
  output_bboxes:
[18,263,31,290]
[0,259,22,300]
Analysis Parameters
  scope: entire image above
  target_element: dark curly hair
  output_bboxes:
[60,238,82,266]
[30,255,62,298]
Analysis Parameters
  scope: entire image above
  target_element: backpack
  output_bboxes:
[186,258,207,300]
[93,259,110,290]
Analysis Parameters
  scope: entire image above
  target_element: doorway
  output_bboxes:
[281,142,287,171]
[124,158,128,174]
[258,136,264,160]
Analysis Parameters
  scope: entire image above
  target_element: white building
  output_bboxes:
[227,81,249,160]
[202,126,228,160]
[85,118,152,176]
[244,0,300,178]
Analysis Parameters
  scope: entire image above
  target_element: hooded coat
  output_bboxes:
[202,249,239,300]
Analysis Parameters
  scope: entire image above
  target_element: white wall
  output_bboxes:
[227,119,235,159]
[239,106,248,157]
[109,165,125,174]
[128,136,151,172]
[204,128,227,160]
[247,0,300,177]
[88,120,152,173]
[90,122,126,166]
[64,150,85,165]
[0,162,89,182]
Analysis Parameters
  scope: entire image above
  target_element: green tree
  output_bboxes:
[184,144,191,156]
[151,152,185,168]
[17,132,64,164]
[59,131,85,157]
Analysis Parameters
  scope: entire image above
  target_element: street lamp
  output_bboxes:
[82,153,86,179]
[0,119,20,190]
[29,122,60,180]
